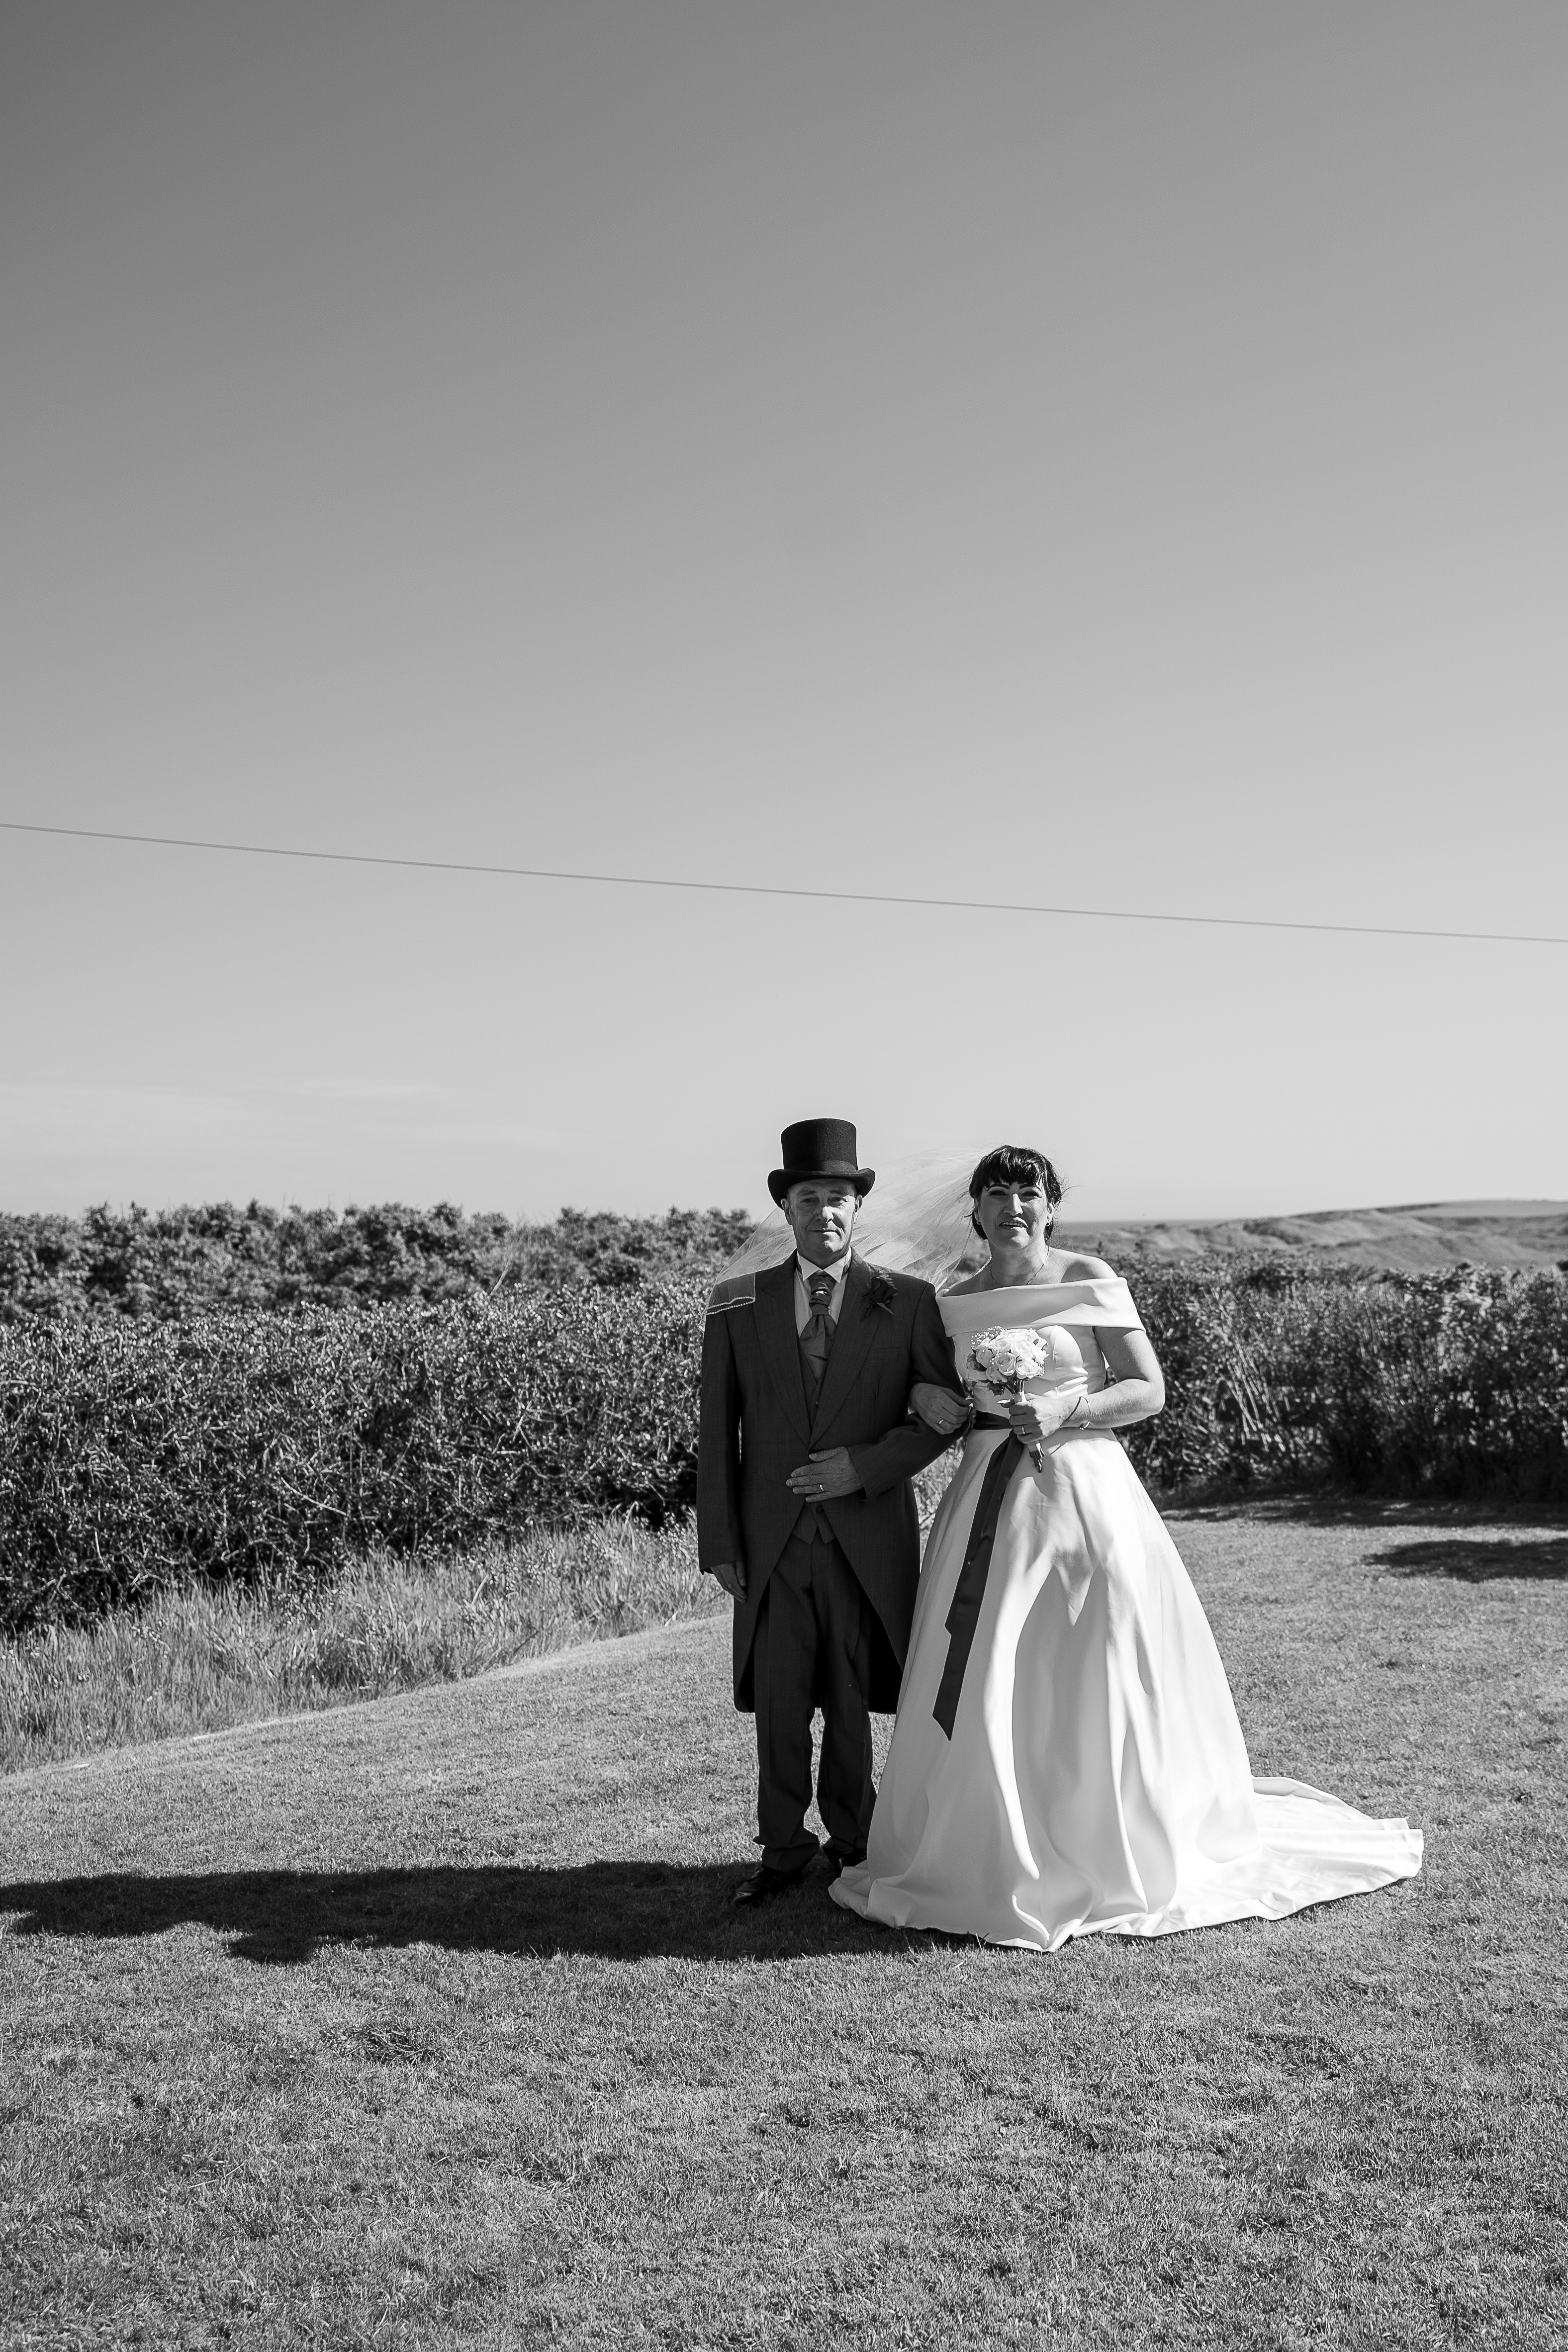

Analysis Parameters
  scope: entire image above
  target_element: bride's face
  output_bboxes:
[977,1179,1051,1256]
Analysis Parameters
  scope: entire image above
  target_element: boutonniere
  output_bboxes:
[865,1266,896,1314]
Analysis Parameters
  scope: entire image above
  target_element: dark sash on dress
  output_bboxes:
[932,1424,1025,1740]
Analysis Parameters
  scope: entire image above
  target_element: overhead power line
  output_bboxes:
[2,815,1564,949]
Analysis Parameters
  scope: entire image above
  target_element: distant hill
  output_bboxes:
[1054,1200,1568,1273]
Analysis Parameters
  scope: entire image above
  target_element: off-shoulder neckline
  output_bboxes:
[941,1275,1124,1299]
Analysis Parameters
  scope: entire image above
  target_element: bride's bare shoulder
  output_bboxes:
[1051,1249,1116,1281]
[945,1252,1118,1294]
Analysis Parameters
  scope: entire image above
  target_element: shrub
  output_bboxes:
[1122,1259,1568,1503]
[0,1202,754,1323]
[0,1283,708,1635]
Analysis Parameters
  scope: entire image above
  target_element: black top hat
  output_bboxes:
[768,1118,876,1207]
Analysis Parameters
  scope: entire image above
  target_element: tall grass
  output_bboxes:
[0,1517,713,1772]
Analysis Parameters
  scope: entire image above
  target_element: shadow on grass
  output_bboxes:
[1370,1536,1568,1583]
[0,1859,897,1966]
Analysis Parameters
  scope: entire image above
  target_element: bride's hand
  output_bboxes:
[910,1381,970,1437]
[1007,1390,1084,1449]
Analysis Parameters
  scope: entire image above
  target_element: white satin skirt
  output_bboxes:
[831,1427,1422,1950]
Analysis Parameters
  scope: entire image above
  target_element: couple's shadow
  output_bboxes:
[0,1859,887,1967]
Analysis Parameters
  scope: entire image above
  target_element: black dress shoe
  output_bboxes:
[823,1843,867,1878]
[732,1861,812,1907]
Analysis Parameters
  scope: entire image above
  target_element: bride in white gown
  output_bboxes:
[830,1146,1422,1950]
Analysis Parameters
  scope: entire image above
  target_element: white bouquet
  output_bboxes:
[965,1326,1055,1466]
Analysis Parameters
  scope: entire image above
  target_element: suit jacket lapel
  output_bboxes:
[810,1254,880,1441]
[755,1258,811,1444]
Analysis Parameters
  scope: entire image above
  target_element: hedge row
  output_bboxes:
[0,1283,709,1634]
[0,1201,753,1323]
[1,1265,1563,1634]
[1119,1260,1568,1502]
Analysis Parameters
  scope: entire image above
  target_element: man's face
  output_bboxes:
[783,1178,860,1267]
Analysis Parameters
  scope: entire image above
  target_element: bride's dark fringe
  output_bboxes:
[0,1263,1563,1635]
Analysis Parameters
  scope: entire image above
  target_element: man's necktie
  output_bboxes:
[800,1269,836,1404]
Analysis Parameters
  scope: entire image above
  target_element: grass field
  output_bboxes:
[2,1503,1565,2350]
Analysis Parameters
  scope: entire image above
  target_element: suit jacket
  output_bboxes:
[697,1253,961,1712]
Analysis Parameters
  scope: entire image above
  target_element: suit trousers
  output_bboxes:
[751,1522,876,1873]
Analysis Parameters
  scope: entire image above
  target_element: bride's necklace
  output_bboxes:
[985,1241,1058,1290]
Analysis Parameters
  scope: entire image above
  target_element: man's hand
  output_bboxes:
[785,1448,864,1502]
[710,1559,747,1601]
[910,1381,970,1437]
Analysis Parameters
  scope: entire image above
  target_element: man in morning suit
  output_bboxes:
[698,1118,964,1906]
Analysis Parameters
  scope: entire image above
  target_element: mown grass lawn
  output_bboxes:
[2,1503,1565,2351]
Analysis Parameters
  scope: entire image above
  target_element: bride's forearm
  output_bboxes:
[1067,1379,1162,1432]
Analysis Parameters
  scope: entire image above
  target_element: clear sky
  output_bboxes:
[2,2,1564,1224]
